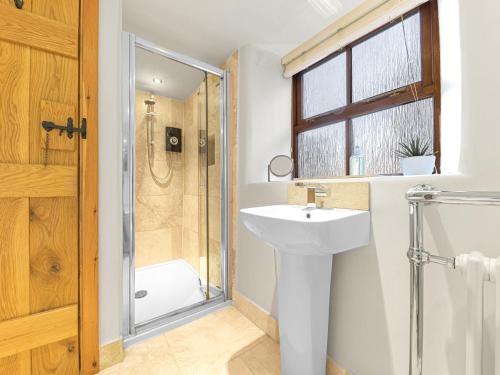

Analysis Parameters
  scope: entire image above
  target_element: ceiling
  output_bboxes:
[124,0,363,100]
[135,47,206,100]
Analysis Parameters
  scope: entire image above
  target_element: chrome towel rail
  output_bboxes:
[407,185,500,205]
[406,184,500,375]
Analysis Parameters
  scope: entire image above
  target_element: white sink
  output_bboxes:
[240,205,370,256]
[240,205,370,375]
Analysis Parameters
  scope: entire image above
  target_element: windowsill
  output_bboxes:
[251,172,470,187]
[291,172,465,184]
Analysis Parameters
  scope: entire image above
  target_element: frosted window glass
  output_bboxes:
[352,99,434,175]
[352,13,421,102]
[302,53,346,119]
[298,122,346,178]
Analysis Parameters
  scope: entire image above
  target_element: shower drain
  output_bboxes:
[135,290,148,299]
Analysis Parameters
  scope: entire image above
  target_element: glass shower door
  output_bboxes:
[199,73,223,299]
[122,33,228,337]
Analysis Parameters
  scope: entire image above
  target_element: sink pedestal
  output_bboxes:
[240,205,370,375]
[278,252,333,375]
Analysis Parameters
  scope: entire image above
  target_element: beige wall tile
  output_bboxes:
[132,53,238,287]
[208,196,220,242]
[135,228,182,268]
[136,194,182,232]
[222,51,239,294]
[233,290,280,342]
[288,182,370,211]
[181,228,200,272]
[182,194,199,232]
[99,340,124,370]
[135,159,183,197]
[135,90,185,267]
[209,239,221,287]
[208,163,220,198]
[183,92,200,197]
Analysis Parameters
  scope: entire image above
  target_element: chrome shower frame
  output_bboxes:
[122,32,231,341]
[406,184,500,375]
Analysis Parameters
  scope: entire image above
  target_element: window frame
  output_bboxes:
[291,0,441,177]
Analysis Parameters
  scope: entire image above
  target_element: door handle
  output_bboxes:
[41,117,87,139]
[14,0,23,9]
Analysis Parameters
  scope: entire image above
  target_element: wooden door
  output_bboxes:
[0,0,88,373]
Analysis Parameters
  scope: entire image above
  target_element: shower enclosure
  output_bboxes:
[122,33,230,343]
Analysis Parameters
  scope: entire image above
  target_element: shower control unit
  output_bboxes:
[166,126,182,153]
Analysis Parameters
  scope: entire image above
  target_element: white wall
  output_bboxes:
[99,0,123,346]
[236,1,500,374]
[238,44,295,186]
[237,44,295,314]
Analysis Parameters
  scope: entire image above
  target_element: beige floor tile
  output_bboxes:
[235,336,281,375]
[99,307,281,375]
[225,357,254,375]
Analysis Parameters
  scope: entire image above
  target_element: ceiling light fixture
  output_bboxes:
[152,77,163,85]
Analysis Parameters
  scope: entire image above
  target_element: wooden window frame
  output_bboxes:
[291,0,441,177]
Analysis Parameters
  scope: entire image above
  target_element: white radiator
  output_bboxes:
[456,253,500,375]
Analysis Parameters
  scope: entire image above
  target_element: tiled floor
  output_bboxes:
[99,307,281,375]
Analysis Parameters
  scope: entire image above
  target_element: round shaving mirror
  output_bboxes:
[268,155,294,181]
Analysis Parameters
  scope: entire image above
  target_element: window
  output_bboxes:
[292,0,440,178]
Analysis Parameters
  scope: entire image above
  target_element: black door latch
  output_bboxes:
[14,0,23,9]
[42,117,87,139]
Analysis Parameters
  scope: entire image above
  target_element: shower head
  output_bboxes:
[145,95,157,116]
[145,94,156,106]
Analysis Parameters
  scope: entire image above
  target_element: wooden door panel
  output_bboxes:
[0,305,78,358]
[0,353,30,375]
[32,0,79,27]
[0,198,30,319]
[0,0,31,10]
[0,0,83,373]
[0,199,30,375]
[30,197,78,313]
[0,40,30,164]
[32,337,78,375]
[0,4,78,58]
[0,164,77,198]
[30,49,78,166]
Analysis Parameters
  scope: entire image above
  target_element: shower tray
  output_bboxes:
[135,259,221,325]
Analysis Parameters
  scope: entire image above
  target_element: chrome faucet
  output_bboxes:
[306,186,329,208]
[315,185,328,197]
[306,187,316,207]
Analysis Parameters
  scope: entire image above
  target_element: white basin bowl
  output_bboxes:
[240,204,371,375]
[240,205,370,255]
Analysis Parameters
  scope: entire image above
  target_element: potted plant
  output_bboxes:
[396,136,436,176]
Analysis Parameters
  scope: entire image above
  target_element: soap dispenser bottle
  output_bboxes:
[349,145,365,176]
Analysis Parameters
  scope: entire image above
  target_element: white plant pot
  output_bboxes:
[400,155,436,176]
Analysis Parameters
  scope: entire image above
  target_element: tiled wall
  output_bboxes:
[134,90,184,268]
[181,87,202,273]
[206,74,222,288]
[287,181,370,210]
[182,75,222,287]
[223,51,239,292]
[134,81,221,279]
[134,51,239,289]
